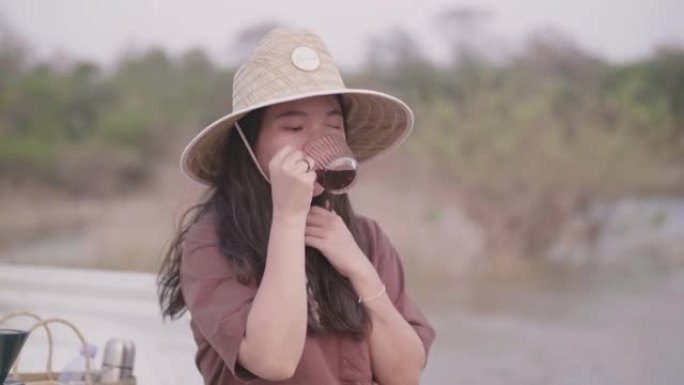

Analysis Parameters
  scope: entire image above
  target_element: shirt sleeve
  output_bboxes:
[359,216,437,359]
[180,213,258,382]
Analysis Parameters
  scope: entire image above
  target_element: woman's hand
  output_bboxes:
[304,205,372,278]
[269,145,317,218]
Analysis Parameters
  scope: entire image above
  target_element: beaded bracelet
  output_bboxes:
[358,285,386,304]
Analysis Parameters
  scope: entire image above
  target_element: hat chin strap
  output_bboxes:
[234,121,271,184]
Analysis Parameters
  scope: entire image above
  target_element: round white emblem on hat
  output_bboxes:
[291,46,320,71]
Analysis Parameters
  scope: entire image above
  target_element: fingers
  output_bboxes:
[303,156,316,173]
[305,206,341,236]
[269,145,316,178]
[269,145,298,177]
[305,235,324,250]
[309,205,337,216]
[304,226,327,239]
[269,145,294,169]
[306,214,334,228]
[268,146,318,215]
[281,148,305,171]
[294,158,308,172]
[282,149,315,174]
[294,157,315,173]
[306,206,338,227]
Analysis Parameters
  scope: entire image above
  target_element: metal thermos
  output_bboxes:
[99,338,135,383]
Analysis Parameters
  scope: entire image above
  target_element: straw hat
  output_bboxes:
[180,27,414,185]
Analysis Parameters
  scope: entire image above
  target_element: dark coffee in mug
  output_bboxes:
[0,329,29,384]
[316,169,357,192]
[304,134,359,194]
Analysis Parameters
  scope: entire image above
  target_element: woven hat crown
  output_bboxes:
[180,27,414,185]
[232,28,345,111]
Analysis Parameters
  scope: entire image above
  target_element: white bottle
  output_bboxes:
[57,344,97,385]
[99,339,135,383]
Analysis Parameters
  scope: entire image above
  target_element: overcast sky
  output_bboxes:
[2,0,683,69]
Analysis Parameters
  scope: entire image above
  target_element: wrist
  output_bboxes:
[349,261,383,299]
[272,210,307,226]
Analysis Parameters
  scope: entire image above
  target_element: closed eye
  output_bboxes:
[285,126,304,132]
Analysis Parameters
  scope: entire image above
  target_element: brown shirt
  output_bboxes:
[180,211,436,385]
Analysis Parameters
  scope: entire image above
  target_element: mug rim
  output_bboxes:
[0,328,29,335]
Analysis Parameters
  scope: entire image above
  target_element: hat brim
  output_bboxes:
[180,88,414,185]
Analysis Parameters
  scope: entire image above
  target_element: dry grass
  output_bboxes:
[3,150,678,295]
[0,152,486,292]
[0,162,205,272]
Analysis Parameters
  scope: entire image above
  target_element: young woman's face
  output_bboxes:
[255,95,345,196]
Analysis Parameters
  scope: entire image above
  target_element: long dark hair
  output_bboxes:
[157,97,371,338]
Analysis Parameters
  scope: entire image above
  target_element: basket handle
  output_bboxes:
[18,318,96,385]
[0,311,55,376]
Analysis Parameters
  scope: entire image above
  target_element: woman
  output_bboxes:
[158,28,435,385]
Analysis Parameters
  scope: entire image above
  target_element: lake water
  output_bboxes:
[1,263,683,384]
[422,268,684,384]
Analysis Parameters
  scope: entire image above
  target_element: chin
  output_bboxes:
[313,184,325,197]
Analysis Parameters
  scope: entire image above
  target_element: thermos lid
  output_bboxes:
[102,338,135,370]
